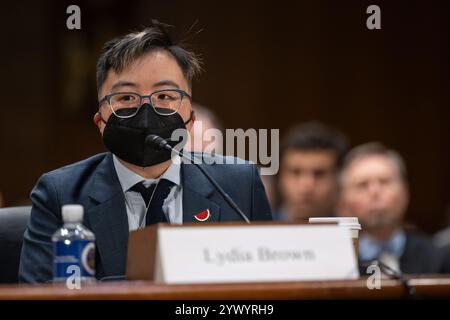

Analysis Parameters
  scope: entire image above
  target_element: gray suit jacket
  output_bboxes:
[19,152,272,283]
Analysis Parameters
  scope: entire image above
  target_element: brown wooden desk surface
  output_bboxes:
[1,276,450,300]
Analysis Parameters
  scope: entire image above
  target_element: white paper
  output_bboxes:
[155,225,359,284]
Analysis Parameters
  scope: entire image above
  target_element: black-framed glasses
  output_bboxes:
[99,89,191,118]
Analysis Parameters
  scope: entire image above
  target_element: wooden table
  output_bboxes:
[1,276,450,299]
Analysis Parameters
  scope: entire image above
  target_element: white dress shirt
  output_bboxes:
[112,155,183,230]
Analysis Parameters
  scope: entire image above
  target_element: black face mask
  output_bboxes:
[101,104,192,167]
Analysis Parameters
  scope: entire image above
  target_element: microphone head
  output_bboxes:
[145,134,171,150]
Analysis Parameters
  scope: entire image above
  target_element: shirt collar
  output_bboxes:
[359,229,407,261]
[112,154,181,192]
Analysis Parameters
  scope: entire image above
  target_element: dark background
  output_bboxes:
[0,0,449,233]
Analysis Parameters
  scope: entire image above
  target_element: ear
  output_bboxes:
[404,182,410,200]
[93,112,102,130]
[186,110,196,131]
[402,183,410,210]
[190,110,196,127]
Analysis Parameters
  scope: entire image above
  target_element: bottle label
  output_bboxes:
[53,239,96,280]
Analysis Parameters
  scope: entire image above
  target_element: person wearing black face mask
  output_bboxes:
[19,21,273,283]
[100,97,194,167]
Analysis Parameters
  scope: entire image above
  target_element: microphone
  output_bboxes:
[145,134,250,224]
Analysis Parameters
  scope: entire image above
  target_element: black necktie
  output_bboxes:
[129,179,175,225]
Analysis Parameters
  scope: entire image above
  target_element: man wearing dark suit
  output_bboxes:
[19,21,272,283]
[337,142,446,275]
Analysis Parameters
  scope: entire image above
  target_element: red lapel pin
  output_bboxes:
[194,209,211,222]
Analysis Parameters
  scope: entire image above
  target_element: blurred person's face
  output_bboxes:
[94,50,195,134]
[279,149,339,219]
[339,155,409,235]
[185,114,218,152]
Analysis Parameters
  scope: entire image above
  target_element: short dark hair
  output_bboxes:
[280,122,349,169]
[96,20,202,93]
[342,142,408,184]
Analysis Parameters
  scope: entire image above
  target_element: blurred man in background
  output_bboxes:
[275,122,348,221]
[338,142,447,274]
[184,103,277,209]
[184,103,223,154]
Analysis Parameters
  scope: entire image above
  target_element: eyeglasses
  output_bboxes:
[99,89,191,118]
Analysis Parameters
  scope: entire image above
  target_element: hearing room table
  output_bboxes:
[0,276,450,299]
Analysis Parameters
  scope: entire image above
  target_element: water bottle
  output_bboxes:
[52,204,96,283]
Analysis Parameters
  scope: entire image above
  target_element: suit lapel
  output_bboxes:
[83,154,222,276]
[181,162,220,223]
[85,153,129,277]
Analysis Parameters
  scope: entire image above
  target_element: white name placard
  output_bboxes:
[154,225,359,284]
